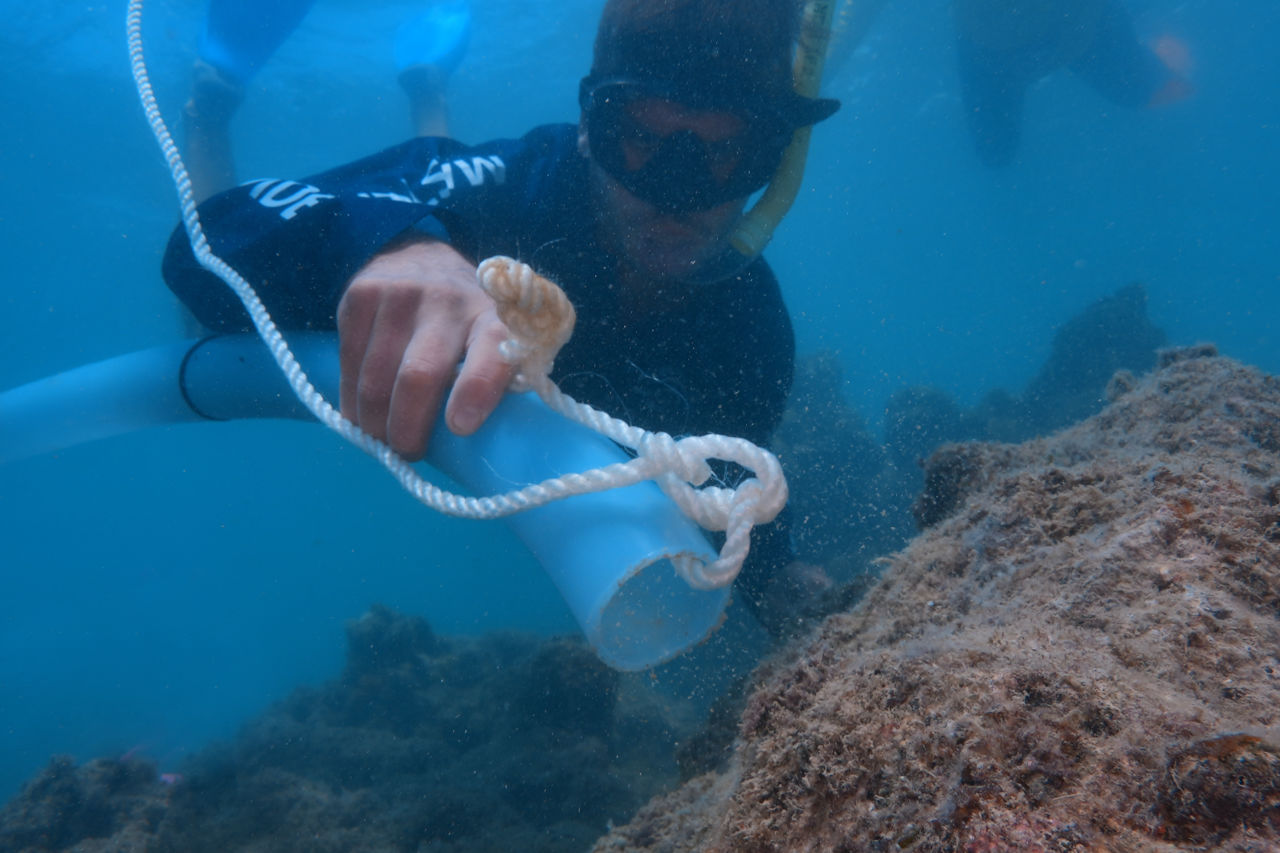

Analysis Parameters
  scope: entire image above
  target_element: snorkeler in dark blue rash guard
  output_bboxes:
[163,0,841,637]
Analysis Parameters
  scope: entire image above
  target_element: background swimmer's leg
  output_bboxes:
[179,0,318,338]
[956,38,1027,169]
[183,60,243,204]
[184,0,318,203]
[400,64,452,137]
[396,0,473,137]
[1068,0,1189,109]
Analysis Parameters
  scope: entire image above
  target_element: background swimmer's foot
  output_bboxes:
[1147,33,1195,107]
[197,0,315,88]
[394,2,472,137]
[183,59,245,129]
[394,0,473,77]
[1147,75,1193,108]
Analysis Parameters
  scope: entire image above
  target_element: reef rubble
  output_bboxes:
[594,346,1280,852]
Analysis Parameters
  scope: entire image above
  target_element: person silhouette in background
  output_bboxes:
[182,0,473,203]
[834,0,1192,166]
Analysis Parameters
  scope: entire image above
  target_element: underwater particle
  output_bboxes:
[883,385,964,469]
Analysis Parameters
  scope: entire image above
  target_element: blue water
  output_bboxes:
[1,0,1276,798]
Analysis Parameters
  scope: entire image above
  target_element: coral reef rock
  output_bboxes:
[963,282,1167,446]
[594,346,1280,852]
[0,606,693,853]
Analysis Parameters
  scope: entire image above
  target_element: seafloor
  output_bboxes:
[595,346,1280,852]
[3,297,1279,851]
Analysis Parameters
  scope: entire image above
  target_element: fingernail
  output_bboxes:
[452,407,481,434]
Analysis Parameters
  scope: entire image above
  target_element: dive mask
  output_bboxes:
[579,76,803,214]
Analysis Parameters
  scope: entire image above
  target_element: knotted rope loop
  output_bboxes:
[469,256,790,589]
[640,432,713,488]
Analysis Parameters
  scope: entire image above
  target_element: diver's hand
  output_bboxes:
[337,239,514,461]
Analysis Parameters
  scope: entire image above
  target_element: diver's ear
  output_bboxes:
[577,116,590,158]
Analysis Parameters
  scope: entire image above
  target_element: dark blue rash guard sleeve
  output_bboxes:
[162,125,579,331]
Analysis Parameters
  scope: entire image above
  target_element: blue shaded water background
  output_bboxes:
[0,0,1275,798]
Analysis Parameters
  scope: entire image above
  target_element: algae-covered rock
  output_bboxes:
[595,346,1280,852]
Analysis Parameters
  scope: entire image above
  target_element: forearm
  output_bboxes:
[160,128,565,332]
[162,158,450,331]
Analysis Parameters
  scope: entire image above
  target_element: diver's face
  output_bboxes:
[580,99,751,282]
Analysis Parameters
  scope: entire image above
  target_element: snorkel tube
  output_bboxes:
[729,0,837,260]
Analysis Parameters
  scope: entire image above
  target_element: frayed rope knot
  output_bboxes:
[479,256,575,388]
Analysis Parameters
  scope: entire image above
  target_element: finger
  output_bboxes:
[445,308,515,436]
[386,320,468,460]
[336,288,377,421]
[354,297,418,444]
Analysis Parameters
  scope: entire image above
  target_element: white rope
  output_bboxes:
[126,0,787,590]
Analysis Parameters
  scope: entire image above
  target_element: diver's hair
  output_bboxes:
[591,0,802,108]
